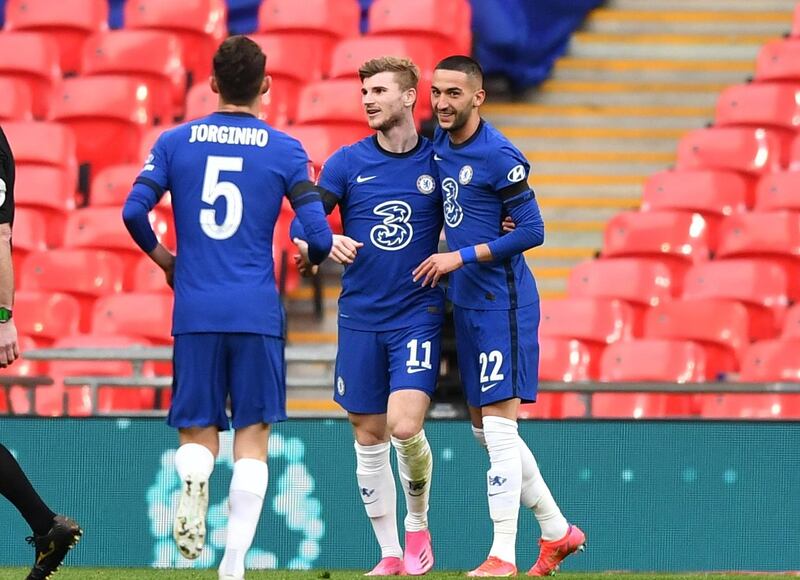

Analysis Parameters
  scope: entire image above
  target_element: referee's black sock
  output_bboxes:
[0,443,56,536]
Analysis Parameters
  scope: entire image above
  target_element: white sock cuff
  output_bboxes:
[174,443,215,481]
[390,429,427,452]
[483,416,519,433]
[230,458,269,499]
[354,441,391,473]
[471,426,486,447]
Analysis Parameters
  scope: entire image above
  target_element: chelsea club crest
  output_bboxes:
[459,165,473,185]
[416,174,435,194]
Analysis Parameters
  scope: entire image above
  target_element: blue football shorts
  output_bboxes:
[168,332,286,431]
[334,323,442,414]
[453,302,540,408]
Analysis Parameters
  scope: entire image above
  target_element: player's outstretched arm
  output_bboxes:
[484,193,544,261]
[0,223,19,367]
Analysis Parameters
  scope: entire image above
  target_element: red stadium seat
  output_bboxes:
[13,291,81,345]
[0,335,47,414]
[644,299,749,377]
[589,393,695,419]
[0,33,61,119]
[517,396,564,420]
[257,0,360,74]
[600,339,706,383]
[781,304,800,341]
[89,164,139,207]
[755,39,800,83]
[328,35,437,122]
[683,259,788,340]
[296,79,369,127]
[284,124,371,174]
[789,132,800,170]
[716,212,800,300]
[14,165,76,246]
[20,249,125,331]
[740,340,800,382]
[567,258,672,334]
[4,0,109,74]
[601,211,709,292]
[137,125,173,167]
[368,0,472,59]
[755,172,800,212]
[132,254,171,294]
[92,293,173,344]
[46,334,156,416]
[62,206,173,289]
[641,170,751,246]
[187,83,288,126]
[540,298,634,377]
[676,127,784,175]
[124,0,227,86]
[9,208,47,274]
[792,4,800,37]
[81,30,186,123]
[698,394,800,419]
[250,33,327,85]
[50,77,152,177]
[1,121,77,181]
[0,77,32,121]
[715,83,800,132]
[184,82,218,121]
[538,337,593,382]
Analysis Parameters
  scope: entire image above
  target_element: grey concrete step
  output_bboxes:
[509,136,679,154]
[568,37,765,61]
[607,0,798,12]
[551,64,749,85]
[585,15,791,36]
[526,88,720,107]
[531,160,669,176]
[541,230,605,249]
[485,112,711,129]
[541,206,630,222]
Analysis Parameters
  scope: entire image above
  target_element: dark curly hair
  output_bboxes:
[212,35,266,105]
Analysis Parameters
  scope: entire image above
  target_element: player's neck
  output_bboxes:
[376,120,419,154]
[448,113,482,145]
[217,100,260,117]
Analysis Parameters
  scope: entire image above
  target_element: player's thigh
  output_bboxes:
[227,333,287,429]
[169,333,230,430]
[385,323,441,398]
[455,305,538,407]
[335,327,390,414]
[453,306,482,408]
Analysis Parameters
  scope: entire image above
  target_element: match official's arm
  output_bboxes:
[0,131,19,366]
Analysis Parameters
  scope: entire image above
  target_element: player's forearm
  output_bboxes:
[466,197,545,263]
[294,202,332,265]
[122,185,159,253]
[289,218,307,243]
[0,224,14,308]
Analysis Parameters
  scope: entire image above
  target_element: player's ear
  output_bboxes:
[210,76,219,94]
[261,75,271,95]
[473,88,486,108]
[404,87,417,109]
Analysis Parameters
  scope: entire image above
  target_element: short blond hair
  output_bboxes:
[358,56,420,92]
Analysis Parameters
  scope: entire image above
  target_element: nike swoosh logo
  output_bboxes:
[37,541,55,564]
[481,383,498,392]
[364,499,378,505]
[356,175,377,183]
[433,154,443,161]
[487,491,505,497]
[407,367,429,374]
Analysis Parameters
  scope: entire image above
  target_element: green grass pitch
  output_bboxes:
[0,571,796,580]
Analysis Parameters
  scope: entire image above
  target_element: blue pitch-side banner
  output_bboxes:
[0,418,798,572]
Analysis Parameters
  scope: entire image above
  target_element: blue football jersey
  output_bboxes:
[134,111,325,337]
[434,120,539,310]
[319,135,444,331]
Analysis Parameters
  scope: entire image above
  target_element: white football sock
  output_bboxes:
[518,436,569,541]
[483,416,521,565]
[355,441,402,559]
[174,443,215,482]
[219,458,269,578]
[391,429,433,532]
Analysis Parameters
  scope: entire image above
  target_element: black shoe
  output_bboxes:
[25,515,82,580]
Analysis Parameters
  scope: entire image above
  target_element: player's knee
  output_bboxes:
[389,419,423,442]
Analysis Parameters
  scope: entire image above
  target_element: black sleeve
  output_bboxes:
[0,128,14,226]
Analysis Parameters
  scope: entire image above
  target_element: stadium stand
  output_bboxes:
[0,32,61,119]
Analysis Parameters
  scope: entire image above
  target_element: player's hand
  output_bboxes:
[292,238,318,278]
[502,216,516,233]
[0,320,20,368]
[329,234,364,265]
[293,253,318,278]
[412,251,464,288]
[149,244,175,290]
